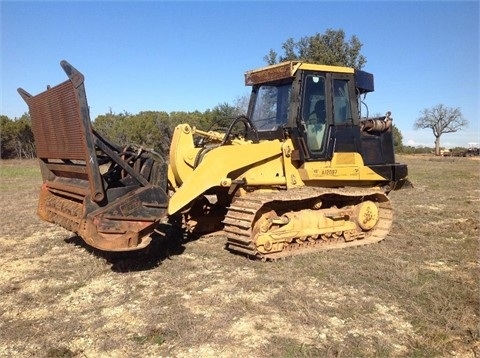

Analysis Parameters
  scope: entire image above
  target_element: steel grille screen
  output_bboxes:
[28,80,87,160]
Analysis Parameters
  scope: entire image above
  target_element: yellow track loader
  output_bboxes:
[18,60,409,260]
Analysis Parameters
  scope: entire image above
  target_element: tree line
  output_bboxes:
[93,103,243,157]
[0,103,243,159]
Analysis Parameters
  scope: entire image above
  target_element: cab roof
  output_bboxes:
[244,61,354,86]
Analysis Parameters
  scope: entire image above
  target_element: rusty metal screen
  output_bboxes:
[28,80,87,160]
[244,61,298,86]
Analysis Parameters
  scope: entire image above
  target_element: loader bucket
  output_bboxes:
[18,61,169,251]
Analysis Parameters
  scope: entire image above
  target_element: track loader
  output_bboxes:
[18,60,409,260]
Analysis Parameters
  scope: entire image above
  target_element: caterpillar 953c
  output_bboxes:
[18,60,409,260]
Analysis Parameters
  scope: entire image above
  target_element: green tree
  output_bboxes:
[169,110,206,129]
[203,103,242,130]
[0,115,15,158]
[264,28,366,69]
[0,114,35,159]
[132,111,172,156]
[414,104,468,156]
[93,111,172,155]
[93,110,131,145]
[392,124,404,153]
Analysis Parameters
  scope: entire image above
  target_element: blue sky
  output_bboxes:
[1,1,479,148]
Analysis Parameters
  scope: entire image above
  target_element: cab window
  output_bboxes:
[303,75,327,153]
[251,84,291,131]
[333,79,352,124]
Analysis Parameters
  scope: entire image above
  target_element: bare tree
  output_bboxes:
[414,104,468,156]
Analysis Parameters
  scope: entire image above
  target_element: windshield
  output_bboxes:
[250,83,292,131]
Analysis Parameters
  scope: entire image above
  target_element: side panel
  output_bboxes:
[361,130,395,165]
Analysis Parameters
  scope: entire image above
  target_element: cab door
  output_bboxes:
[329,73,362,155]
[299,73,331,160]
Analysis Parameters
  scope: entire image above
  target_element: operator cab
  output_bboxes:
[246,61,375,162]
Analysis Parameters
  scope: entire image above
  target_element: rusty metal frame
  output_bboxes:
[18,61,169,251]
[18,61,106,202]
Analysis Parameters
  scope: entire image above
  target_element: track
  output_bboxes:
[223,187,393,260]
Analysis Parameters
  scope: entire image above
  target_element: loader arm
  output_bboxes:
[168,139,284,215]
[18,61,169,251]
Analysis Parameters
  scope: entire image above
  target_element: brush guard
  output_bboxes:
[18,61,169,251]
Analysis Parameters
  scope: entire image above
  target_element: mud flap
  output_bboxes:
[18,61,169,251]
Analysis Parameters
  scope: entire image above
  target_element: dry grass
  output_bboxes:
[0,156,478,357]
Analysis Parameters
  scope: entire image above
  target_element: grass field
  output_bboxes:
[0,156,478,357]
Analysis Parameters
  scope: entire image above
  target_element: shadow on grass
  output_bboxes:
[64,224,189,273]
